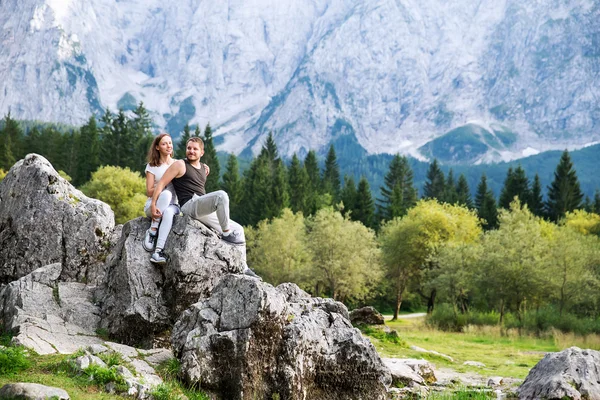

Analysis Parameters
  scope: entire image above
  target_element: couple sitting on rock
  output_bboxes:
[142,133,259,278]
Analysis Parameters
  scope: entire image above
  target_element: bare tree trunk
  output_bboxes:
[499,299,505,325]
[427,289,437,314]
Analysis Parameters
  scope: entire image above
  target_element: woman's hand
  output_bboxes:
[204,163,210,176]
[151,203,162,219]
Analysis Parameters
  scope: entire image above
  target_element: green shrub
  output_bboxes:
[157,358,181,381]
[0,346,30,375]
[80,165,146,224]
[151,383,183,400]
[98,351,125,368]
[427,304,468,332]
[83,364,128,392]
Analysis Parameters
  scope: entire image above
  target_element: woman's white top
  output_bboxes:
[145,162,178,205]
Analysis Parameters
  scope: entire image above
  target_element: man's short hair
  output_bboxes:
[187,136,204,150]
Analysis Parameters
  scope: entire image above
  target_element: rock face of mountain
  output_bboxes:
[0,0,598,162]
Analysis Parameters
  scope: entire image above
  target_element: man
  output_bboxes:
[151,137,259,278]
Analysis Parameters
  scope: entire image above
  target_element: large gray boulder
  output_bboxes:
[0,263,104,354]
[99,216,245,346]
[517,347,600,400]
[0,383,70,400]
[0,154,114,283]
[172,276,391,400]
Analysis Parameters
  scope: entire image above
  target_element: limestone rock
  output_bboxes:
[488,377,504,386]
[349,306,385,326]
[0,264,104,355]
[99,216,245,346]
[464,361,486,367]
[0,382,69,399]
[0,154,114,284]
[382,358,426,386]
[410,345,454,362]
[173,275,391,400]
[517,347,600,400]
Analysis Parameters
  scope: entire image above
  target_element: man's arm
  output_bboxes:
[150,160,185,218]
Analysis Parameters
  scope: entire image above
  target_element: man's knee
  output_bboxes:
[215,190,229,205]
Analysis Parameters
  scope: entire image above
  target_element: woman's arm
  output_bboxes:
[146,172,155,197]
[204,163,210,176]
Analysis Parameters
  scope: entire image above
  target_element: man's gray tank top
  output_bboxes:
[172,159,206,206]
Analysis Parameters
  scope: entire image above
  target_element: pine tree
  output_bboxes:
[545,150,584,221]
[99,108,115,166]
[74,116,100,186]
[353,177,375,228]
[378,154,417,220]
[594,190,600,214]
[130,102,153,172]
[529,174,544,217]
[193,125,201,137]
[222,154,244,222]
[304,150,322,214]
[499,165,530,209]
[322,144,341,201]
[288,154,310,214]
[242,135,289,225]
[444,169,458,204]
[475,174,498,230]
[0,127,15,170]
[456,174,473,209]
[113,110,133,169]
[176,124,191,160]
[202,123,220,192]
[583,196,593,212]
[24,127,44,156]
[2,112,24,161]
[422,159,445,201]
[340,175,357,217]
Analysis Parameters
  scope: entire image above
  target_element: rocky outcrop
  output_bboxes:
[0,263,105,354]
[0,383,70,400]
[349,306,385,326]
[172,276,391,400]
[99,216,245,346]
[0,154,114,283]
[517,347,600,400]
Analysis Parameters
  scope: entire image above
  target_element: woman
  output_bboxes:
[143,133,180,264]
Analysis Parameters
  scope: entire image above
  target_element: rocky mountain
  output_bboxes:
[1,0,598,163]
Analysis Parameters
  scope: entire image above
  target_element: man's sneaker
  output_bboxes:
[221,230,245,245]
[143,229,157,252]
[243,268,261,280]
[150,250,167,265]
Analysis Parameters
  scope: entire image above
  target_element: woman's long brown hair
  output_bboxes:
[146,133,172,167]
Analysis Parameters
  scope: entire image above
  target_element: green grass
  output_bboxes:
[0,353,122,399]
[366,316,557,379]
[427,387,495,399]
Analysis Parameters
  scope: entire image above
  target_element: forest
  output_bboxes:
[1,105,599,336]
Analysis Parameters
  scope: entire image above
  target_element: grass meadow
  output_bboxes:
[365,315,600,380]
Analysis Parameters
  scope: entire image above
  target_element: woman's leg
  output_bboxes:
[155,204,179,251]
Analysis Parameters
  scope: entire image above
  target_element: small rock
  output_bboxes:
[410,345,454,362]
[0,383,70,399]
[87,344,109,355]
[115,365,135,380]
[463,361,486,367]
[488,376,504,386]
[75,354,107,370]
[349,306,385,325]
